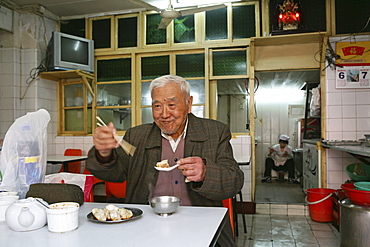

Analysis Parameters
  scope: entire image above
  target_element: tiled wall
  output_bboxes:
[325,35,370,189]
[230,135,252,202]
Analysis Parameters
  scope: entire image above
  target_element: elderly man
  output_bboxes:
[86,75,244,246]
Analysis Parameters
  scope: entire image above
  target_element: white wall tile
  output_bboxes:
[356,91,370,104]
[342,105,356,118]
[327,119,342,131]
[327,131,343,140]
[327,171,344,184]
[327,106,342,118]
[341,92,356,105]
[342,131,357,140]
[326,92,342,105]
[356,105,370,118]
[357,118,370,131]
[342,119,356,132]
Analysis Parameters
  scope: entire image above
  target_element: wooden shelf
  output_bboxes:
[39,70,94,82]
[252,32,326,47]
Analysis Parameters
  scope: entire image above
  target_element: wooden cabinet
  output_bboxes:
[40,70,95,135]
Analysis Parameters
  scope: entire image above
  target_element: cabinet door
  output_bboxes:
[61,82,93,134]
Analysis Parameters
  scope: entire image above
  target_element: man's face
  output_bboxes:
[279,141,287,148]
[151,82,193,139]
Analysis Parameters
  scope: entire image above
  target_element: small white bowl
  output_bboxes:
[46,202,79,233]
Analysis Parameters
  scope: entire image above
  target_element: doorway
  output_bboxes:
[252,70,320,203]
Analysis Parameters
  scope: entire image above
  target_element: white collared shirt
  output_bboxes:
[161,119,188,152]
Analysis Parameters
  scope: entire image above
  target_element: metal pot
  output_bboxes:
[340,198,370,247]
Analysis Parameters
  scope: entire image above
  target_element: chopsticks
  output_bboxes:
[96,116,136,156]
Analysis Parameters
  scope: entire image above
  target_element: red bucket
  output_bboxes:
[306,188,336,223]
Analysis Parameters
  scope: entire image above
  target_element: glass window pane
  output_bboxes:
[64,84,83,107]
[335,0,369,34]
[213,50,247,76]
[141,107,153,124]
[92,18,111,49]
[192,105,205,118]
[217,79,248,133]
[141,80,204,105]
[174,15,195,43]
[97,109,131,131]
[97,58,131,82]
[176,54,205,77]
[146,14,166,44]
[141,55,170,80]
[206,8,227,40]
[233,5,256,39]
[65,109,84,131]
[97,83,131,107]
[141,82,151,106]
[188,80,205,104]
[61,18,86,38]
[118,17,138,48]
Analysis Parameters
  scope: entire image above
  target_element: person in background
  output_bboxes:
[261,134,298,184]
[86,75,244,247]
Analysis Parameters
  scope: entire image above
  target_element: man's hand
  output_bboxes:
[177,157,206,182]
[93,122,119,157]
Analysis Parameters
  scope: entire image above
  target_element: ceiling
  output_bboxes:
[8,0,234,18]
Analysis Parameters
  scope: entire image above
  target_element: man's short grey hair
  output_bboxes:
[150,75,191,99]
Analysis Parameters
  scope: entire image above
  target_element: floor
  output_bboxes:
[255,177,306,204]
[235,177,340,246]
[234,213,340,247]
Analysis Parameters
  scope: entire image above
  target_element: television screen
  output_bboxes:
[46,31,94,73]
[61,36,89,65]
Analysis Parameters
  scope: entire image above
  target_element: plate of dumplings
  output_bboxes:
[87,204,143,223]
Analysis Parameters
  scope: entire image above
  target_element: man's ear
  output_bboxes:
[187,96,193,113]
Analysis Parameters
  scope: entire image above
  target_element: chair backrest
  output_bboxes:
[222,198,235,237]
[83,168,105,202]
[105,181,127,199]
[59,149,83,173]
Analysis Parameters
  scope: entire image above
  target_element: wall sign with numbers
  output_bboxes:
[336,66,370,88]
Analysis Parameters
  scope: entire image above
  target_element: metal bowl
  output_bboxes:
[149,196,180,216]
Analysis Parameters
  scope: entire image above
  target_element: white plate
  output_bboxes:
[154,164,179,171]
[87,207,143,224]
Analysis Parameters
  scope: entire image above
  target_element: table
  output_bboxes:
[47,155,88,172]
[0,202,227,247]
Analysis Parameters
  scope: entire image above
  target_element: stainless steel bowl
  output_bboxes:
[149,196,180,216]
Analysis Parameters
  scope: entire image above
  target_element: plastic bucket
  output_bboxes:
[305,188,336,223]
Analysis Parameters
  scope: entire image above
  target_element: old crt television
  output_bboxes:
[46,31,94,73]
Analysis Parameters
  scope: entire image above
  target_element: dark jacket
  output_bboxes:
[86,113,244,246]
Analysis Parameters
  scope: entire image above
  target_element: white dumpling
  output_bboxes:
[105,204,119,211]
[108,209,121,221]
[119,208,133,219]
[92,208,107,221]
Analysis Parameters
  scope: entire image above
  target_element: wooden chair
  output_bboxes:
[59,149,82,173]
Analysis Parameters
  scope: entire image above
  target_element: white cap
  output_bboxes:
[279,134,290,141]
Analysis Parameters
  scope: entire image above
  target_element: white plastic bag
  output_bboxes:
[0,109,50,198]
[310,86,321,117]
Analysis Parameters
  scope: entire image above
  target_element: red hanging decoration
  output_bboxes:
[278,0,301,30]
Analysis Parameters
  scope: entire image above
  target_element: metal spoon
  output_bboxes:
[36,198,50,209]
[154,164,180,171]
